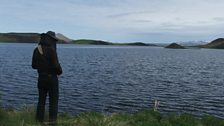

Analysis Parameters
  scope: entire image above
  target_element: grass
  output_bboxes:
[0,107,224,126]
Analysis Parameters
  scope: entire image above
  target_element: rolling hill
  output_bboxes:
[0,32,71,43]
[202,38,224,49]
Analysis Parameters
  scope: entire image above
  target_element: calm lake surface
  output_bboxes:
[0,43,224,118]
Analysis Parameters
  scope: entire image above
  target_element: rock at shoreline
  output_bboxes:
[165,43,186,49]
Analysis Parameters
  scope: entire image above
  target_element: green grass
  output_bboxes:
[0,107,224,126]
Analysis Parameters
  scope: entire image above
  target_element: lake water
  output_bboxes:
[0,43,224,118]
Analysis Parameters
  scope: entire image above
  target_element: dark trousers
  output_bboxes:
[36,74,59,122]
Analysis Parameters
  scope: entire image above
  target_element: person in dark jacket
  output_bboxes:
[32,31,62,124]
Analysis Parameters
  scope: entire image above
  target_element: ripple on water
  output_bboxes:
[1,44,224,118]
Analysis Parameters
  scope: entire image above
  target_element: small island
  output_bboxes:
[165,43,186,49]
[116,42,156,46]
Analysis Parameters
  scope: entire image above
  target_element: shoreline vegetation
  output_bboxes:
[1,32,224,49]
[0,107,224,126]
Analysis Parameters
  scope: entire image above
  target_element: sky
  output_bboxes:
[0,0,224,43]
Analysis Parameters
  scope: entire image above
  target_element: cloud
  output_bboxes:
[1,0,224,42]
[132,19,153,23]
[106,11,154,18]
[213,17,224,21]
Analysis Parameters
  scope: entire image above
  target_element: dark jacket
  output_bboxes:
[32,46,62,75]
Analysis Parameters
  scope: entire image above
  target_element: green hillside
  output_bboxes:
[0,33,40,43]
[202,38,224,49]
[72,39,113,45]
[0,32,69,43]
[72,39,157,46]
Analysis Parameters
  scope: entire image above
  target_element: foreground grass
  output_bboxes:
[0,107,224,126]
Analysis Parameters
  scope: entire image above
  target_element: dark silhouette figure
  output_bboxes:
[32,31,62,124]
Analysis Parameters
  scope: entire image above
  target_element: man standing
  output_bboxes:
[32,31,62,124]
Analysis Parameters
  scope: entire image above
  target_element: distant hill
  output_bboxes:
[202,38,224,49]
[72,39,113,45]
[72,39,156,46]
[165,43,186,49]
[177,41,208,46]
[0,33,40,43]
[56,33,72,43]
[0,32,71,43]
